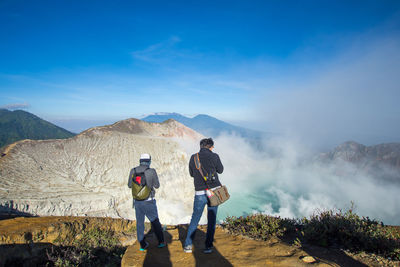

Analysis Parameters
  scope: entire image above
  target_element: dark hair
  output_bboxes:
[200,138,214,148]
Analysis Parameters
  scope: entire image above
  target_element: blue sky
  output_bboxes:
[1,0,400,144]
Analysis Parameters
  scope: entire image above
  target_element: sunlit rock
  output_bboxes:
[0,118,203,224]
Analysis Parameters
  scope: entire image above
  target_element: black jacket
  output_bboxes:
[189,148,224,191]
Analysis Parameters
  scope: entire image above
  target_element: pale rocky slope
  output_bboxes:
[0,118,203,224]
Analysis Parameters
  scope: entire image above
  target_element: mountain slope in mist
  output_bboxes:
[0,109,75,148]
[321,141,400,167]
[319,141,400,182]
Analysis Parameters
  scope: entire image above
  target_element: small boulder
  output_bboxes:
[301,256,317,263]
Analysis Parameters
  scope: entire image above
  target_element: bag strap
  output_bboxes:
[194,153,210,189]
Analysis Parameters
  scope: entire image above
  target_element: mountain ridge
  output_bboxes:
[0,109,75,148]
[142,112,267,141]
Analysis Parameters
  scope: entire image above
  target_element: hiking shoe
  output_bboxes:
[183,245,192,253]
[203,247,213,254]
[158,242,166,248]
[139,242,149,251]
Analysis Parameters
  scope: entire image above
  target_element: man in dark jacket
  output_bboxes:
[128,153,165,251]
[184,138,224,254]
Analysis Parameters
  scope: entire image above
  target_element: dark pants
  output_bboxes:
[134,199,164,248]
[184,194,218,248]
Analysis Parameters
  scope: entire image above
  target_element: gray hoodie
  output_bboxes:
[127,163,160,199]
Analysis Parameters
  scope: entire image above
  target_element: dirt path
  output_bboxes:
[122,225,368,267]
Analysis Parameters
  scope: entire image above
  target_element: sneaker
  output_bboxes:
[203,247,213,254]
[139,242,149,251]
[158,242,166,248]
[183,245,192,253]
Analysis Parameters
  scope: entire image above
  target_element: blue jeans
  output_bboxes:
[134,199,164,247]
[184,194,218,248]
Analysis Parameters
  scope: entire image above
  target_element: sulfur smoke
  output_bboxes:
[210,35,400,225]
[213,134,400,225]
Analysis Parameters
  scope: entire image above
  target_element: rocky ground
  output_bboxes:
[0,118,201,224]
[0,216,136,266]
[123,224,400,267]
[1,216,399,267]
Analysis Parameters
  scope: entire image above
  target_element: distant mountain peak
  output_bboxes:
[141,112,199,118]
[193,114,214,119]
[146,112,181,116]
[141,112,267,145]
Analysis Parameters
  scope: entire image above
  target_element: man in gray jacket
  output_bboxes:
[128,153,165,251]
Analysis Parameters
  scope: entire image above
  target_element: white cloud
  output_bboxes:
[1,102,30,110]
[131,36,182,63]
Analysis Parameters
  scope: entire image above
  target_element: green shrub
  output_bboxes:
[224,214,290,240]
[223,208,400,260]
[46,227,124,267]
[73,228,119,250]
[300,208,400,260]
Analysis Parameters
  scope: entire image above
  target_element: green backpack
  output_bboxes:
[131,167,151,200]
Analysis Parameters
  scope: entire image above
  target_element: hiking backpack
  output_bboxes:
[131,167,151,200]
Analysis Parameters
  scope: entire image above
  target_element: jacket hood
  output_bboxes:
[136,164,149,173]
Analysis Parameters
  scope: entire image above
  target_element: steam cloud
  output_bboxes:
[213,134,400,225]
[257,37,400,148]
